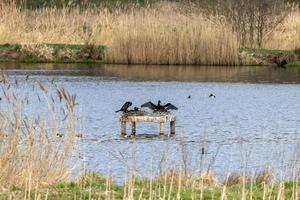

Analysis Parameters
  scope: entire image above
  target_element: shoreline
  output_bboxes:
[0,43,299,67]
[0,171,297,199]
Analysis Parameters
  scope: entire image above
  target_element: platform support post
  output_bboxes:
[159,122,164,135]
[121,121,126,136]
[170,121,175,135]
[131,122,136,136]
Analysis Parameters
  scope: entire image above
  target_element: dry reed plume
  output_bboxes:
[0,71,80,190]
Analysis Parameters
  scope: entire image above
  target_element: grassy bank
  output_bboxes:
[1,171,299,199]
[287,61,300,67]
[0,43,105,63]
[2,43,300,66]
[239,47,300,66]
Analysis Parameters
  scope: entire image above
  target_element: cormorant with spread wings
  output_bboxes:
[141,100,178,112]
[116,101,132,113]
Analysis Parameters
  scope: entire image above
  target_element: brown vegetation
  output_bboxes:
[0,71,80,189]
[0,1,299,65]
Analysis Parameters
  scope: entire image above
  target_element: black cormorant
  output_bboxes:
[141,100,178,112]
[116,101,132,113]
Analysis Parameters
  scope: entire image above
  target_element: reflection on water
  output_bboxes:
[2,63,300,182]
[2,62,300,83]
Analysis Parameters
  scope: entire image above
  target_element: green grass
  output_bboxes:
[0,177,297,199]
[0,43,22,51]
[287,61,300,68]
[239,47,296,56]
[0,172,296,200]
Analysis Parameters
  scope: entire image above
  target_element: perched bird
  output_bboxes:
[209,94,216,98]
[116,101,132,113]
[134,107,139,111]
[141,100,178,112]
[187,95,191,99]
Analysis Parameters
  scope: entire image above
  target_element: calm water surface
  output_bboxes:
[2,63,300,182]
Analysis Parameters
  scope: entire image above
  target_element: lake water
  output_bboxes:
[2,63,300,182]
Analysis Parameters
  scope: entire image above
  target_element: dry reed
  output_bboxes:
[1,1,238,65]
[0,2,299,65]
[0,71,80,190]
[264,7,300,50]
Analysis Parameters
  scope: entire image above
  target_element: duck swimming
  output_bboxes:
[209,94,216,98]
[116,101,132,113]
[141,100,178,112]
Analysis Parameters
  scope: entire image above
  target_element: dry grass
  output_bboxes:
[0,71,80,190]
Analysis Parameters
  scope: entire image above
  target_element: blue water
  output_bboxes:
[3,64,300,183]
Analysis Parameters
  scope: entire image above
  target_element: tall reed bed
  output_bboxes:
[264,7,300,50]
[106,4,239,65]
[0,1,299,65]
[0,2,239,65]
[0,71,80,190]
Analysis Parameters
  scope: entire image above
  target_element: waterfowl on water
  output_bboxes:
[141,100,178,112]
[122,133,135,139]
[56,133,63,138]
[209,94,216,98]
[116,101,132,113]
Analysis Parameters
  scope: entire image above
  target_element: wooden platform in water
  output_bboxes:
[119,111,176,136]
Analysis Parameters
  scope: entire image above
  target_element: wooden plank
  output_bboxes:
[120,112,176,123]
[120,112,176,135]
[170,121,175,135]
[159,122,164,135]
[121,121,126,136]
[131,122,136,135]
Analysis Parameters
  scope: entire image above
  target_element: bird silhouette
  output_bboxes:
[209,94,216,98]
[116,101,132,113]
[141,100,178,112]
